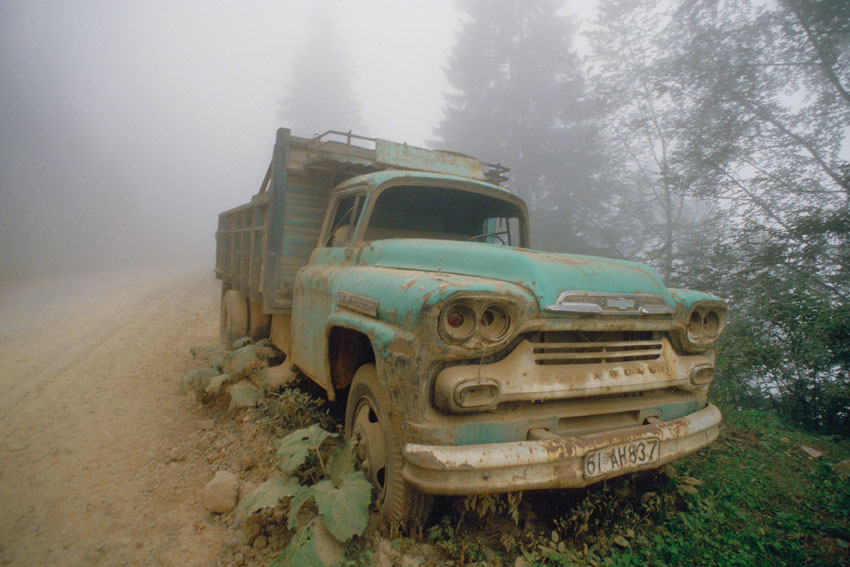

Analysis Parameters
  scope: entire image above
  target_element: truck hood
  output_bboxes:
[358,239,674,310]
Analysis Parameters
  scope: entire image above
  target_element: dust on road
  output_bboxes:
[0,269,230,566]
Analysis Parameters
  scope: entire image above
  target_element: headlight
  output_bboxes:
[676,302,726,352]
[438,299,514,346]
[441,303,476,341]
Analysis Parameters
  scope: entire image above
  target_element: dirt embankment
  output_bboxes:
[0,269,234,566]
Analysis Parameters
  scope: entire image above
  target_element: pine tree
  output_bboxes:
[278,9,363,136]
[434,0,606,253]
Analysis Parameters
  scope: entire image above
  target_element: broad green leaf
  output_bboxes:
[179,367,220,394]
[275,424,337,474]
[325,441,356,484]
[235,476,299,517]
[287,482,313,530]
[227,380,264,410]
[272,518,343,567]
[312,470,372,542]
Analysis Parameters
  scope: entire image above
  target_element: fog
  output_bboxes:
[0,0,480,280]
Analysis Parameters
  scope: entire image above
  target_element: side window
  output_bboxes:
[325,194,365,247]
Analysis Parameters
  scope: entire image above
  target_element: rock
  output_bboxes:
[255,362,296,392]
[167,446,188,463]
[801,445,824,458]
[515,557,531,567]
[401,555,425,567]
[373,539,396,567]
[197,419,215,430]
[203,471,239,513]
[834,460,850,476]
[227,380,264,410]
[252,535,267,550]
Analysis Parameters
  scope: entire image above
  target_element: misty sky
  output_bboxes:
[0,0,596,280]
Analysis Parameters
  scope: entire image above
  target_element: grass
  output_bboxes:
[241,370,850,566]
[427,404,850,567]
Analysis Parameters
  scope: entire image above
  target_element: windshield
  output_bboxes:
[363,185,526,246]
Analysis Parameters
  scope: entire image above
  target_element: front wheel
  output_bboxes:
[345,363,432,529]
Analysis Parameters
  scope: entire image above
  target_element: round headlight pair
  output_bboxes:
[687,306,725,341]
[440,301,511,344]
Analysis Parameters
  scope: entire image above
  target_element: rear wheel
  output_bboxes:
[345,364,432,529]
[220,289,248,348]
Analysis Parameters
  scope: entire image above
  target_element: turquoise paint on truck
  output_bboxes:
[216,128,726,522]
[357,239,675,311]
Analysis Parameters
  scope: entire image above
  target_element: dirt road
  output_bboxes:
[0,268,230,566]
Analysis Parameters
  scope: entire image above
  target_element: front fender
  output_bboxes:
[325,311,424,415]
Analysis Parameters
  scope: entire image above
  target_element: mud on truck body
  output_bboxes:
[216,128,726,527]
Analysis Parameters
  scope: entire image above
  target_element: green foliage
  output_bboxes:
[275,423,338,474]
[587,0,850,434]
[286,482,314,530]
[312,471,372,541]
[258,384,336,433]
[325,441,356,481]
[267,427,373,566]
[534,407,850,566]
[273,518,343,567]
[234,476,299,517]
[422,408,849,566]
[426,515,487,564]
[461,492,522,525]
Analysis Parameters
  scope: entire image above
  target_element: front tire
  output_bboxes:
[345,363,432,529]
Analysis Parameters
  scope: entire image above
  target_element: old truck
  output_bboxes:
[215,128,725,527]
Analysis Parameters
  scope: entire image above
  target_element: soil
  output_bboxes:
[0,268,246,567]
[0,268,531,567]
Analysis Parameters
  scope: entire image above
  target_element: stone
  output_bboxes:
[801,445,824,458]
[203,471,239,514]
[255,362,296,392]
[252,535,267,550]
[373,539,395,567]
[401,556,424,567]
[515,557,531,567]
[834,460,850,476]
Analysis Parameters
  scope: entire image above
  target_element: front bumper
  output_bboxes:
[402,404,721,495]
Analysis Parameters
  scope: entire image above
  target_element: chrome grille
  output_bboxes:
[530,331,664,366]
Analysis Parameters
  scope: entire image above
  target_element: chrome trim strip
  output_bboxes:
[546,291,674,315]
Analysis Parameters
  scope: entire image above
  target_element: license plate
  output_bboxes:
[583,438,660,478]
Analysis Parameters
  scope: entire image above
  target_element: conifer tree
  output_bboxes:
[278,10,363,136]
[434,0,605,253]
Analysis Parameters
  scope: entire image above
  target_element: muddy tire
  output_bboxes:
[345,363,432,529]
[220,290,248,348]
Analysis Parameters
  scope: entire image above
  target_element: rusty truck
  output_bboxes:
[215,128,726,527]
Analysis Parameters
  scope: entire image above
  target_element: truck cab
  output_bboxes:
[216,128,725,527]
